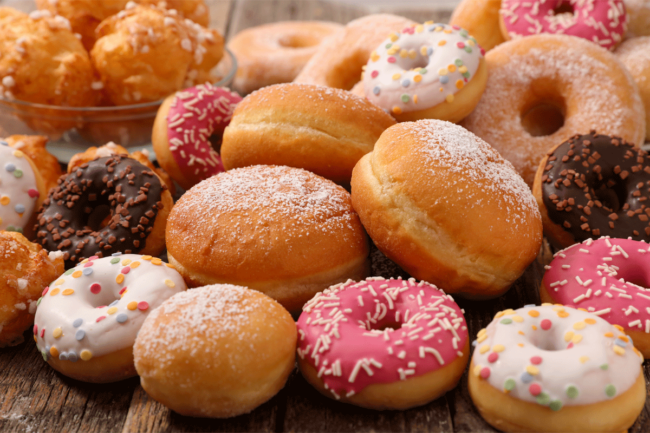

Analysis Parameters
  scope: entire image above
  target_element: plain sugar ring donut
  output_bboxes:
[461,34,646,186]
[469,305,645,432]
[541,238,650,358]
[152,84,242,191]
[362,22,487,122]
[228,21,343,95]
[297,277,469,410]
[450,0,505,51]
[499,0,628,50]
[616,36,650,142]
[33,253,186,383]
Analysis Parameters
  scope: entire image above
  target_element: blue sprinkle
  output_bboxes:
[112,252,122,256]
[45,345,51,355]
[472,340,477,347]
[427,25,436,32]
[427,47,434,56]
[401,79,411,88]
[373,86,381,95]
[14,204,25,214]
[524,304,535,307]
[75,330,85,341]
[614,339,627,347]
[109,300,119,307]
[0,140,7,146]
[59,352,68,361]
[72,318,83,328]
[5,163,15,172]
[116,313,128,323]
[68,351,78,362]
[521,372,534,383]
[82,268,93,276]
[440,76,449,84]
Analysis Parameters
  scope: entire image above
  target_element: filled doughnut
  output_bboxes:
[533,132,650,248]
[449,0,505,51]
[351,119,542,299]
[228,21,343,94]
[134,284,296,418]
[616,37,650,141]
[4,135,62,194]
[625,0,650,37]
[469,304,646,432]
[362,22,487,122]
[166,165,370,312]
[461,34,646,185]
[221,83,395,185]
[34,254,186,382]
[297,277,469,410]
[152,84,242,190]
[34,155,173,268]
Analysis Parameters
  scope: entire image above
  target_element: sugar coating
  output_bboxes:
[615,36,650,80]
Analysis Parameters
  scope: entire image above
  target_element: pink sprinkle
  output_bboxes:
[530,356,542,365]
[90,283,101,294]
[27,188,39,198]
[387,57,396,64]
[457,42,465,48]
[567,342,574,349]
[33,324,38,335]
[40,328,45,338]
[96,316,106,323]
[480,367,490,379]
[84,262,94,267]
[119,287,127,295]
[540,319,552,330]
[452,25,460,30]
[529,383,541,396]
[487,352,499,363]
[371,70,379,78]
[42,286,49,296]
[89,256,98,260]
[96,306,106,309]
[121,267,130,274]
[480,47,485,56]
[138,301,149,311]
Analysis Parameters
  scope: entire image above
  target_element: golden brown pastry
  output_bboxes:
[4,135,62,193]
[615,37,650,141]
[449,0,505,51]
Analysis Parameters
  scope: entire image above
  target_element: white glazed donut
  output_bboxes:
[33,253,187,383]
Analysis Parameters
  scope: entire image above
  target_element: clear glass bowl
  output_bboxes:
[0,48,237,163]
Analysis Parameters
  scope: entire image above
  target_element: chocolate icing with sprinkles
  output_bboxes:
[35,156,165,267]
[542,132,650,242]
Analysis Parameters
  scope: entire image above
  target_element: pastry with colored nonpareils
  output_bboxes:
[449,0,505,51]
[134,284,296,418]
[616,37,650,141]
[297,277,469,410]
[533,132,650,248]
[34,253,186,383]
[468,304,646,432]
[4,135,62,194]
[152,84,242,190]
[34,155,173,268]
[362,23,487,123]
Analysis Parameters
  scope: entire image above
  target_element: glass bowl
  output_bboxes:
[0,48,237,163]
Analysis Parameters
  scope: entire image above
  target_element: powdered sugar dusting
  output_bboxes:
[616,36,650,80]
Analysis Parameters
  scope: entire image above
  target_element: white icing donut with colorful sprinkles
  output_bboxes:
[0,141,41,234]
[34,253,186,382]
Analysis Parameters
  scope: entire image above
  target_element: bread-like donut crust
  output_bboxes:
[625,0,650,38]
[616,36,650,141]
[450,0,505,51]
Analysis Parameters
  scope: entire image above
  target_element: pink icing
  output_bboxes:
[296,277,468,400]
[543,237,650,333]
[500,0,627,50]
[166,84,242,184]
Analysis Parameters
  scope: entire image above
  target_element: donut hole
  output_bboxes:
[553,2,575,16]
[375,322,401,331]
[325,51,372,90]
[278,34,320,48]
[521,102,565,137]
[87,205,112,230]
[528,334,566,351]
[394,53,429,72]
[594,184,626,213]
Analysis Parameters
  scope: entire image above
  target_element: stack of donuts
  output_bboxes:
[1,0,650,431]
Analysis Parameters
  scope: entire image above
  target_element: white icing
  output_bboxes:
[0,143,40,234]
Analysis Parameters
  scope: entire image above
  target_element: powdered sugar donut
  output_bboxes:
[33,253,186,383]
[469,305,645,432]
[152,84,242,190]
[297,277,469,410]
[499,0,628,50]
[363,23,487,122]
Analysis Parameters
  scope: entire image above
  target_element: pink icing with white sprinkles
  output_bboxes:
[296,277,468,400]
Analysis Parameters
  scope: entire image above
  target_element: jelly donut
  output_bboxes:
[34,254,186,382]
[469,305,646,432]
[499,0,628,50]
[134,284,296,418]
[461,34,646,185]
[297,277,469,410]
[152,84,242,191]
[533,132,650,248]
[616,37,650,141]
[362,23,487,123]
[541,237,650,358]
[625,0,650,37]
[228,21,343,95]
[351,119,542,299]
[0,141,47,237]
[450,0,505,51]
[35,155,173,268]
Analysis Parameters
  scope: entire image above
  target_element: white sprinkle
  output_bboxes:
[593,308,612,316]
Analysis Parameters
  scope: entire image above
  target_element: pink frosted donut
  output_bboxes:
[152,84,242,190]
[296,277,469,410]
[540,237,650,358]
[500,0,628,50]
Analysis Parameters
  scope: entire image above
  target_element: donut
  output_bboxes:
[294,14,417,92]
[468,304,646,432]
[616,37,650,142]
[228,21,343,95]
[152,84,242,191]
[450,0,505,51]
[34,155,173,268]
[461,34,646,185]
[134,284,296,418]
[351,119,542,299]
[0,141,47,238]
[166,165,370,312]
[361,22,487,123]
[33,253,186,383]
[0,231,63,347]
[4,135,62,194]
[625,0,650,37]
[297,277,469,409]
[533,132,650,248]
[221,83,396,185]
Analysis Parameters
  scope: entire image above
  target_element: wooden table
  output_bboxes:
[2,1,650,432]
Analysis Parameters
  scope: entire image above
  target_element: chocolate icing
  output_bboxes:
[541,131,650,242]
[35,155,165,268]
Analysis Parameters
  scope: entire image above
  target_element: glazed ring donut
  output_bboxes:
[228,21,343,95]
[469,305,645,432]
[616,37,650,142]
[533,132,650,248]
[499,0,627,50]
[449,0,505,51]
[33,253,186,382]
[362,22,487,122]
[461,34,646,185]
[297,277,469,410]
[152,84,242,191]
[35,155,173,268]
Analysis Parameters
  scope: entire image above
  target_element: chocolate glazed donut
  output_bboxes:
[533,131,650,248]
[35,155,166,267]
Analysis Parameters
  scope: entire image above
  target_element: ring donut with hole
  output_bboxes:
[33,253,186,383]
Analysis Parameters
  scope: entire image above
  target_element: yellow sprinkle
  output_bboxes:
[80,350,93,361]
[121,259,131,266]
[618,335,629,342]
[387,47,398,55]
[634,347,642,357]
[54,279,64,286]
[614,346,625,356]
[445,94,454,103]
[420,46,428,56]
[438,40,447,46]
[151,258,162,266]
[564,331,574,342]
[371,51,380,62]
[578,308,588,312]
[503,309,516,315]
[413,95,418,104]
[456,79,464,89]
[473,364,482,376]
[130,261,141,269]
[604,332,614,338]
[448,64,457,73]
[13,150,23,158]
[127,301,138,311]
[493,344,505,353]
[435,26,443,32]
[415,25,424,33]
[479,344,490,354]
[33,335,37,343]
[50,346,58,357]
[573,322,586,330]
[518,330,525,335]
[443,29,452,34]
[424,20,433,25]
[477,334,487,343]
[389,33,399,42]
[392,106,402,115]
[53,328,63,338]
[459,65,468,74]
[166,263,175,269]
[557,311,570,318]
[107,307,118,315]
[399,49,408,58]
[120,290,127,298]
[467,39,476,47]
[478,328,487,336]
[142,255,153,261]
[572,334,583,344]
[528,310,540,317]
[116,274,125,284]
[164,279,176,288]
[72,270,82,279]
[512,315,524,323]
[50,288,60,296]
[392,73,401,80]
[80,259,89,264]
[526,365,539,375]
[579,356,589,363]
[62,289,74,296]
[438,68,448,76]
[541,303,552,306]
[408,49,417,59]
[517,343,524,347]
[553,306,565,312]
[585,318,597,325]
[531,325,537,330]
[613,324,625,332]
